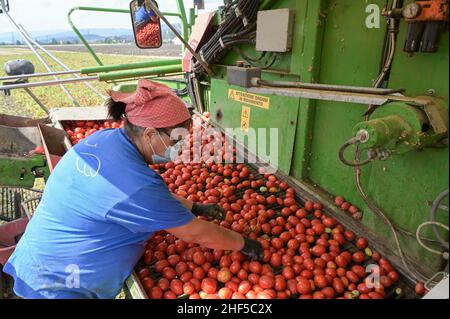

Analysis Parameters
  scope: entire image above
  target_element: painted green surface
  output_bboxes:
[210,77,300,173]
[80,59,181,75]
[98,65,182,82]
[207,0,449,273]
[0,155,49,188]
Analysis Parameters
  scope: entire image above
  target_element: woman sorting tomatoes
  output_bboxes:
[4,79,263,299]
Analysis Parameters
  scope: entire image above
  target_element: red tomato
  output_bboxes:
[201,278,218,294]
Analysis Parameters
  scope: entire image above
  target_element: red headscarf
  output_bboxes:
[109,79,191,128]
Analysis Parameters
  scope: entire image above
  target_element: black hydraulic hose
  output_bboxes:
[430,189,450,250]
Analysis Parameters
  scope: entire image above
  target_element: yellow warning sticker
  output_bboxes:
[241,106,251,132]
[228,89,270,109]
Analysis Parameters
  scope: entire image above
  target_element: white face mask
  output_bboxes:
[149,131,182,164]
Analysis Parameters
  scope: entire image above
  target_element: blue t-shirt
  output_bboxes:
[135,6,156,24]
[4,128,194,299]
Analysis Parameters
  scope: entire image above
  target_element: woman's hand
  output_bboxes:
[192,203,225,220]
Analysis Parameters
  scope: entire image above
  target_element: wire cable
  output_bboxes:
[430,189,450,250]
[352,0,430,283]
[416,221,449,257]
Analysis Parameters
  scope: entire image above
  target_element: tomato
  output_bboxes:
[142,277,154,291]
[193,267,206,280]
[270,253,282,267]
[322,217,337,228]
[344,230,356,242]
[249,261,262,274]
[356,237,368,250]
[368,291,384,299]
[321,287,335,299]
[311,244,326,257]
[217,268,233,283]
[274,276,287,291]
[201,278,218,294]
[220,255,232,268]
[218,287,233,299]
[332,278,345,294]
[138,268,150,280]
[312,223,326,236]
[192,251,206,266]
[346,271,359,284]
[168,254,181,266]
[352,251,366,264]
[271,238,284,250]
[238,280,252,294]
[314,275,328,289]
[158,278,170,291]
[296,278,312,294]
[415,282,426,296]
[335,255,348,268]
[155,260,170,273]
[164,291,177,299]
[232,292,246,299]
[162,267,177,281]
[303,201,314,211]
[148,286,163,299]
[351,265,366,279]
[183,282,196,295]
[259,275,275,289]
[387,271,399,283]
[170,279,183,296]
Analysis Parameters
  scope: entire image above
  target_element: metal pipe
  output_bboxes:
[67,6,186,66]
[175,0,190,50]
[23,88,50,114]
[80,59,182,75]
[147,1,214,76]
[255,79,405,95]
[98,65,182,82]
[0,0,81,107]
[0,70,81,81]
[17,25,107,100]
[0,76,99,91]
[67,7,130,66]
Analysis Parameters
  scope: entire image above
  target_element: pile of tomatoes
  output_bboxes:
[137,21,161,47]
[62,120,123,145]
[62,115,425,299]
[134,114,414,300]
[138,161,406,300]
[334,196,363,221]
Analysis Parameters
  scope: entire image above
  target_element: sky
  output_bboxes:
[0,0,223,33]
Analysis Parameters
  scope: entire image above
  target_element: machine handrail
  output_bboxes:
[67,4,189,66]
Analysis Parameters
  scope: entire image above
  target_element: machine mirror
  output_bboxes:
[130,0,162,49]
[0,0,10,14]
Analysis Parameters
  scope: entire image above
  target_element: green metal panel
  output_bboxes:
[209,0,448,275]
[288,0,449,272]
[210,78,299,173]
[0,155,49,188]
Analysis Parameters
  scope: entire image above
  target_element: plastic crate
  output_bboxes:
[0,188,41,222]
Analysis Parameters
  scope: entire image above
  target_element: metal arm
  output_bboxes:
[67,6,188,66]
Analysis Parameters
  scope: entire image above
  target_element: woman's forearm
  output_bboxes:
[172,194,193,211]
[167,218,245,251]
